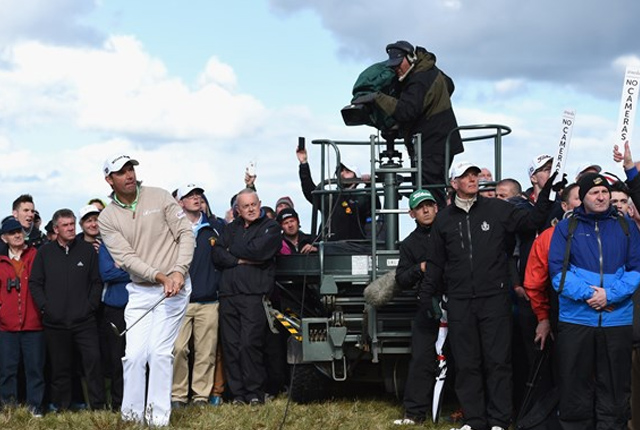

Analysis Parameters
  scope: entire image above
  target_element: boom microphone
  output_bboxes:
[364,269,399,308]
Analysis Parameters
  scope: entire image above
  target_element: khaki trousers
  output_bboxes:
[212,341,225,397]
[171,302,219,402]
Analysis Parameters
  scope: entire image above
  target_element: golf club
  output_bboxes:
[109,294,167,337]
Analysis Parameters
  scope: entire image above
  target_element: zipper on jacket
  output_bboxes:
[595,221,604,288]
[595,221,604,327]
[465,215,474,296]
[18,288,23,327]
[458,221,464,250]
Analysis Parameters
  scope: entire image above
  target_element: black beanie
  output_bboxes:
[578,173,611,201]
[276,207,299,224]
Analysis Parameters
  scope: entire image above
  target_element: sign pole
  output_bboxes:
[550,109,576,200]
[615,66,640,151]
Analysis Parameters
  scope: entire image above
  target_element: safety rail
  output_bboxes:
[277,125,512,380]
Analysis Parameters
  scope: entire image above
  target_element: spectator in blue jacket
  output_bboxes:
[171,184,223,408]
[549,172,640,429]
[98,243,130,411]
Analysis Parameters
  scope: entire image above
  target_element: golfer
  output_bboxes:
[98,154,194,427]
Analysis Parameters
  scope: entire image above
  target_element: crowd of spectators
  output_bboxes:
[1,141,639,430]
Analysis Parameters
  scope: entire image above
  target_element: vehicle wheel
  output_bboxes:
[382,355,409,400]
[289,364,329,403]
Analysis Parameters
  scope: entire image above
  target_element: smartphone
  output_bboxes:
[247,161,256,176]
[298,137,305,151]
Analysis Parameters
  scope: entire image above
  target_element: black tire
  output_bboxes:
[289,364,330,404]
[382,355,409,400]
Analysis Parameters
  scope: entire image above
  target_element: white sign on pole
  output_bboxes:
[616,66,640,147]
[550,109,576,200]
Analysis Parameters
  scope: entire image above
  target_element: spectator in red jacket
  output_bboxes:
[0,218,44,417]
[523,182,581,348]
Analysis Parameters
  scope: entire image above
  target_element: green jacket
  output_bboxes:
[374,49,463,156]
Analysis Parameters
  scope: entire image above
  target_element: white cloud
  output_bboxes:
[197,57,237,89]
[0,30,351,225]
[613,55,640,69]
[0,35,268,142]
[270,0,640,98]
[494,79,526,96]
[0,134,11,151]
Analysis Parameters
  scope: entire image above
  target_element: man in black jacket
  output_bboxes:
[295,147,374,241]
[211,189,282,405]
[393,189,439,425]
[29,208,105,411]
[353,41,464,208]
[420,161,555,430]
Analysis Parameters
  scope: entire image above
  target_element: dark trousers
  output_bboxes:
[512,295,543,413]
[420,152,451,209]
[0,330,45,409]
[631,348,640,430]
[220,294,267,402]
[100,305,126,409]
[403,310,439,420]
[44,320,105,410]
[264,327,287,396]
[557,323,631,430]
[448,294,513,430]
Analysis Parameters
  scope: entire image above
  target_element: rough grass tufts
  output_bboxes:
[0,398,459,430]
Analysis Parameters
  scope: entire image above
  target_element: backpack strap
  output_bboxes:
[617,214,630,237]
[558,216,578,295]
[558,214,630,295]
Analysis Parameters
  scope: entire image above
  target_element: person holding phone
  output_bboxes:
[295,143,376,241]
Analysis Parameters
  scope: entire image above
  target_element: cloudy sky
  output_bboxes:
[0,0,638,235]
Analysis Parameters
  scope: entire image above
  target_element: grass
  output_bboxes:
[0,397,461,430]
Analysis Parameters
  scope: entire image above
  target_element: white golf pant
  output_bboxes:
[120,279,191,427]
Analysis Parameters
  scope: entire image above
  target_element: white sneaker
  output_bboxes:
[449,425,474,430]
[393,418,417,425]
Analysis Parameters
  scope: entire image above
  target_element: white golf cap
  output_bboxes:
[78,204,100,221]
[449,161,481,180]
[575,163,602,180]
[528,154,553,177]
[103,153,139,177]
[177,183,205,200]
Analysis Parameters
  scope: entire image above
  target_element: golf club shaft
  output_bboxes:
[120,294,168,336]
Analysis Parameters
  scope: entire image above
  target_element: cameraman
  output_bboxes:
[352,41,463,208]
